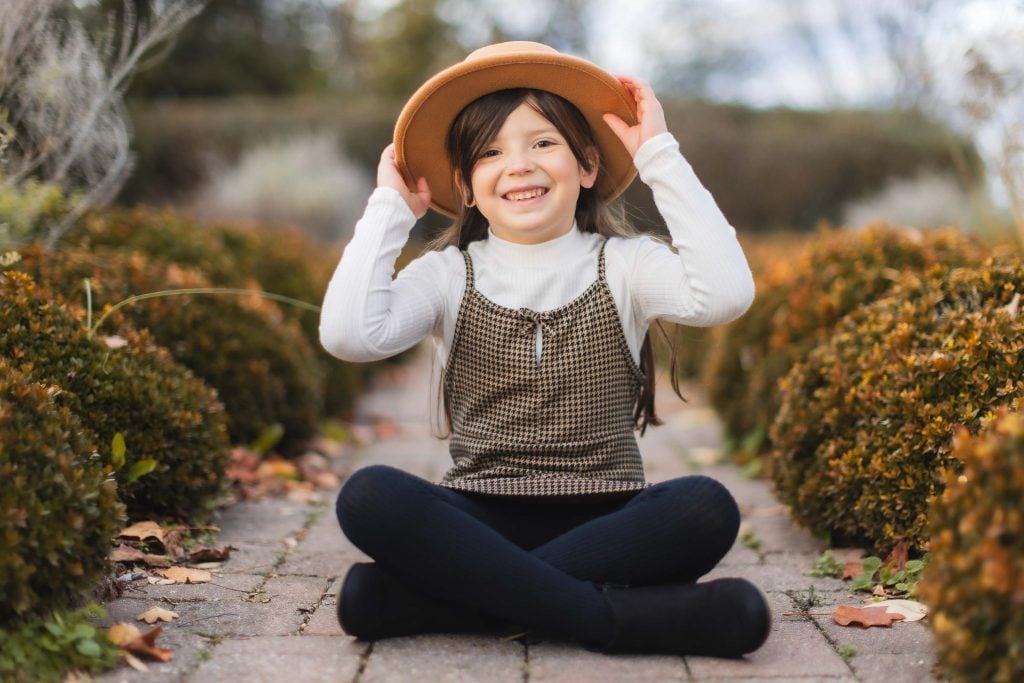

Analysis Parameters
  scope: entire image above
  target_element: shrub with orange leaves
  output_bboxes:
[919,406,1024,683]
[769,259,1024,551]
[706,224,987,461]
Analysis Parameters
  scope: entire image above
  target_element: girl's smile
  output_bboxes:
[469,103,598,245]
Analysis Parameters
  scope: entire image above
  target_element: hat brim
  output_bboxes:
[394,50,639,218]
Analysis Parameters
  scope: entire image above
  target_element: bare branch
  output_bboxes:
[0,0,207,248]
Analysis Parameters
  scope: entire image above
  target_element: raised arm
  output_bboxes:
[605,77,754,327]
[319,146,449,362]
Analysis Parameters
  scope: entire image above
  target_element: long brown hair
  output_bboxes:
[432,88,682,434]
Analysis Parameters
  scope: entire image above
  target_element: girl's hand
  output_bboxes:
[378,144,431,218]
[602,76,669,158]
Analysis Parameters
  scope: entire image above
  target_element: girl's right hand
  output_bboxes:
[378,144,431,218]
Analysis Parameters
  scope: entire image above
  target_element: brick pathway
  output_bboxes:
[97,347,940,682]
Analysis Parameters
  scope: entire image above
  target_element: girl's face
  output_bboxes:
[468,103,598,245]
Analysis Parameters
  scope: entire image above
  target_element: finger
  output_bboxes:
[602,113,630,137]
[416,177,431,199]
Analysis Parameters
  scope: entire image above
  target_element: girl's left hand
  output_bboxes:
[602,76,669,158]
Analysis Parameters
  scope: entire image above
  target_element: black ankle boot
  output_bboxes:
[338,563,504,640]
[601,578,771,657]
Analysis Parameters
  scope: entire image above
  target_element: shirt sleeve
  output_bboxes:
[626,132,755,327]
[318,187,452,362]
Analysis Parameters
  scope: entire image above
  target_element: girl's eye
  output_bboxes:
[480,149,500,159]
[536,139,555,148]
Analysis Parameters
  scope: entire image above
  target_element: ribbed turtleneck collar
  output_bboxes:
[479,224,591,269]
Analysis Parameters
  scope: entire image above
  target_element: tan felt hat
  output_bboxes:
[394,41,639,218]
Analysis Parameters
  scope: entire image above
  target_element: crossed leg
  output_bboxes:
[335,464,740,646]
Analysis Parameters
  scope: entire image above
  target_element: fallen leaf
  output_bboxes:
[185,545,233,563]
[160,526,188,558]
[122,625,173,662]
[871,599,928,622]
[118,521,165,543]
[107,623,142,646]
[883,541,910,573]
[158,567,212,584]
[137,607,179,624]
[191,561,223,570]
[109,544,147,563]
[833,604,906,628]
[123,653,149,672]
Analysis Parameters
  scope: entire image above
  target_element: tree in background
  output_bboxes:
[0,0,205,248]
[99,0,329,98]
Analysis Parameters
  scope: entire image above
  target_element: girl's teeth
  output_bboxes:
[506,188,546,201]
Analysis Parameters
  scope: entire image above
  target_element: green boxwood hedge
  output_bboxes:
[0,361,123,623]
[0,270,230,519]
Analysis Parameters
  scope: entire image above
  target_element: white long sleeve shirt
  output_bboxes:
[320,132,754,366]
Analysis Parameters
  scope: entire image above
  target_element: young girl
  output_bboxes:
[320,42,768,657]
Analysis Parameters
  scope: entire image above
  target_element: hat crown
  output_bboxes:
[465,41,559,62]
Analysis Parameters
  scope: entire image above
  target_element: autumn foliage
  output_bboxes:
[72,206,365,419]
[769,260,1024,551]
[16,243,324,451]
[0,361,123,623]
[0,270,230,519]
[919,407,1024,683]
[705,224,987,459]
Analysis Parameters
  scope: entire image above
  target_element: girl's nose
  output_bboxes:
[505,151,535,174]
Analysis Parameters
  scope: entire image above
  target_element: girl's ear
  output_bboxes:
[580,147,599,190]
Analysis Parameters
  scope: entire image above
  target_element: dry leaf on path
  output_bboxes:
[185,545,233,563]
[833,604,906,628]
[137,606,179,624]
[157,567,212,584]
[122,625,173,662]
[123,653,149,672]
[109,544,147,563]
[107,623,142,646]
[870,599,928,622]
[118,521,165,543]
[160,526,188,558]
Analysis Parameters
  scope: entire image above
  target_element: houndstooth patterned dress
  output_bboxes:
[440,241,649,496]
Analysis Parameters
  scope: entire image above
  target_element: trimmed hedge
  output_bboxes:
[769,260,1024,551]
[71,207,364,418]
[919,406,1024,682]
[16,244,324,452]
[0,362,123,623]
[0,270,230,519]
[707,225,987,458]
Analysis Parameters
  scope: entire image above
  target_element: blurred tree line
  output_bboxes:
[64,0,1003,237]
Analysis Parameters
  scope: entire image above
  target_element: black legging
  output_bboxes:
[336,464,740,646]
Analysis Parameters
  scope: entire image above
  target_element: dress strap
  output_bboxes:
[460,250,475,291]
[597,239,609,282]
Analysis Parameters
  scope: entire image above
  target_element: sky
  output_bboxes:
[587,0,1023,108]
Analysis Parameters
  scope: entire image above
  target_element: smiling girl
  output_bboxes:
[319,42,768,657]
